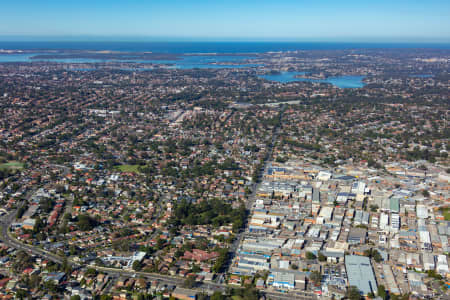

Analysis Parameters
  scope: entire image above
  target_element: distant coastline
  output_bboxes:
[1,41,450,53]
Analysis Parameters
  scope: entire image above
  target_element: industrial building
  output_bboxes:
[345,255,378,296]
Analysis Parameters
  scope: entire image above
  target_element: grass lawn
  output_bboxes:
[443,207,450,221]
[115,164,141,173]
[0,161,24,170]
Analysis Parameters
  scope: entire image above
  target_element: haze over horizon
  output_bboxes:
[1,0,450,43]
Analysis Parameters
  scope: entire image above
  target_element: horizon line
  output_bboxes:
[0,35,449,44]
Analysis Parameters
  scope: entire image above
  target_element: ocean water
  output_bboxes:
[0,41,446,88]
[258,71,307,83]
[0,53,42,62]
[326,76,366,88]
[1,41,449,53]
[0,53,260,69]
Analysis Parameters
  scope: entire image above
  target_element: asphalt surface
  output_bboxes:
[0,156,317,299]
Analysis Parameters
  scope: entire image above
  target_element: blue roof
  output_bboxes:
[336,175,356,181]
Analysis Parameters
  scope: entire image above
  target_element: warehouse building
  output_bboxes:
[345,255,378,296]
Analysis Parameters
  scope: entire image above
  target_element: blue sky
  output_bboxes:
[1,0,449,41]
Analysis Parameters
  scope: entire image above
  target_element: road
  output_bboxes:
[0,209,67,266]
[0,154,316,299]
[223,107,317,300]
[0,205,314,299]
[227,106,284,268]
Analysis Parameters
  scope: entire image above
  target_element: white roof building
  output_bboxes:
[416,205,429,219]
[437,255,449,274]
[422,253,435,271]
[419,231,431,245]
[380,213,389,231]
[319,206,334,220]
[317,171,332,181]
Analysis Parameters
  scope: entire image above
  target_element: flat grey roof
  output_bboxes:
[345,255,378,295]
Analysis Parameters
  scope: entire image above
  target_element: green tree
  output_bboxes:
[85,268,98,277]
[212,248,228,273]
[306,251,317,260]
[391,294,410,300]
[77,214,98,231]
[309,271,322,286]
[191,264,201,273]
[132,260,142,271]
[377,284,387,300]
[363,248,382,263]
[426,269,443,280]
[370,204,379,212]
[240,287,260,300]
[62,257,72,273]
[64,212,72,221]
[15,289,28,300]
[372,250,382,263]
[318,252,327,262]
[346,286,361,300]
[12,251,33,273]
[183,276,196,288]
[210,291,226,300]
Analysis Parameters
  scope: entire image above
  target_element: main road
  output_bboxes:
[222,106,316,299]
[0,153,316,299]
[0,213,313,299]
[227,106,285,268]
